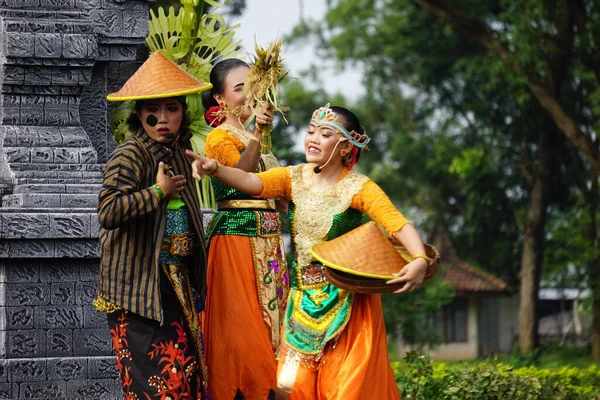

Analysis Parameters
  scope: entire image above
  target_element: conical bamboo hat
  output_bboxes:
[107,52,212,101]
[311,221,408,279]
[311,222,440,293]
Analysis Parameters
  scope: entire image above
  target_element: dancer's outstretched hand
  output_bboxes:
[186,150,218,180]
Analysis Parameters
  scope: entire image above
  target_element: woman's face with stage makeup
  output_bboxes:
[215,65,252,120]
[137,98,184,144]
[304,122,347,166]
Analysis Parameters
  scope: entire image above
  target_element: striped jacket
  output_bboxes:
[97,130,207,322]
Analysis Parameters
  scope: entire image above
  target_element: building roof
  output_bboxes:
[428,219,510,296]
[444,261,509,295]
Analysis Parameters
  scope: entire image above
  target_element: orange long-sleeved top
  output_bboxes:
[255,165,410,236]
[205,127,246,167]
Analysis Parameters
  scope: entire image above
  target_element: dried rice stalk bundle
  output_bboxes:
[243,39,289,153]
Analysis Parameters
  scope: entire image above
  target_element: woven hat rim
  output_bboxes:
[323,266,402,293]
[309,221,412,280]
[311,245,398,280]
[107,84,213,102]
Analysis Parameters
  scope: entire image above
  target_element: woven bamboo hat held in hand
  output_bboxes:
[106,51,212,101]
[310,221,440,293]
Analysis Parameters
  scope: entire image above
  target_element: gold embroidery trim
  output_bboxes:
[92,295,122,313]
[161,263,209,385]
[253,210,282,238]
[249,236,288,351]
[217,199,274,210]
[284,291,355,359]
[291,289,350,333]
[294,263,327,291]
[161,232,195,257]
[290,164,369,266]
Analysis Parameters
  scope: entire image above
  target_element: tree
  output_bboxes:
[286,0,597,356]
[413,0,600,173]
[411,0,600,358]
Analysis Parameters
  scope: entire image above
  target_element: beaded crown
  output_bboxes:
[310,103,371,148]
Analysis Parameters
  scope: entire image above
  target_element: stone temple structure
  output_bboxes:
[0,0,152,398]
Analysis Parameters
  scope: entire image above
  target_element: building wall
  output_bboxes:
[497,295,519,353]
[394,297,480,360]
[431,297,479,360]
[0,1,151,398]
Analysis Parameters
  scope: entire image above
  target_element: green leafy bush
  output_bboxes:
[393,352,600,399]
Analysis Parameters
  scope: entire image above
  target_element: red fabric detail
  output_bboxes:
[205,106,223,127]
[347,146,359,170]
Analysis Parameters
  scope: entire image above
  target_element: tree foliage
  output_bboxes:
[282,0,600,353]
[288,0,535,283]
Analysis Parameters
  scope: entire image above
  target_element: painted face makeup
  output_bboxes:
[137,98,184,144]
[146,115,158,127]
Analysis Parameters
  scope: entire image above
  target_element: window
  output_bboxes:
[431,298,468,343]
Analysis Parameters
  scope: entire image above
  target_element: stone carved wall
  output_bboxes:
[0,1,151,398]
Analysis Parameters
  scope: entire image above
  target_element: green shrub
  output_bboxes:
[393,351,600,399]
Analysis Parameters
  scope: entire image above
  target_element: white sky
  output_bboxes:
[230,0,364,98]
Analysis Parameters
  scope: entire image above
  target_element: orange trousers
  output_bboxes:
[202,235,277,399]
[276,294,401,399]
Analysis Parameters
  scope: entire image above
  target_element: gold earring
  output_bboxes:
[342,150,353,165]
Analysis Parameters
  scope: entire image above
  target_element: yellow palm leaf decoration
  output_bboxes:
[243,39,289,154]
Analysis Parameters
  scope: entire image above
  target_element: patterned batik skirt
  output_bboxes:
[107,265,206,400]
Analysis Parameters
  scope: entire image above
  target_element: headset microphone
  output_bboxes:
[313,138,348,174]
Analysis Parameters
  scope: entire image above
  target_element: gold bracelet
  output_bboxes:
[413,253,433,265]
[210,160,221,177]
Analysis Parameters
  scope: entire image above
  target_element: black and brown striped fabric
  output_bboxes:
[97,130,207,322]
